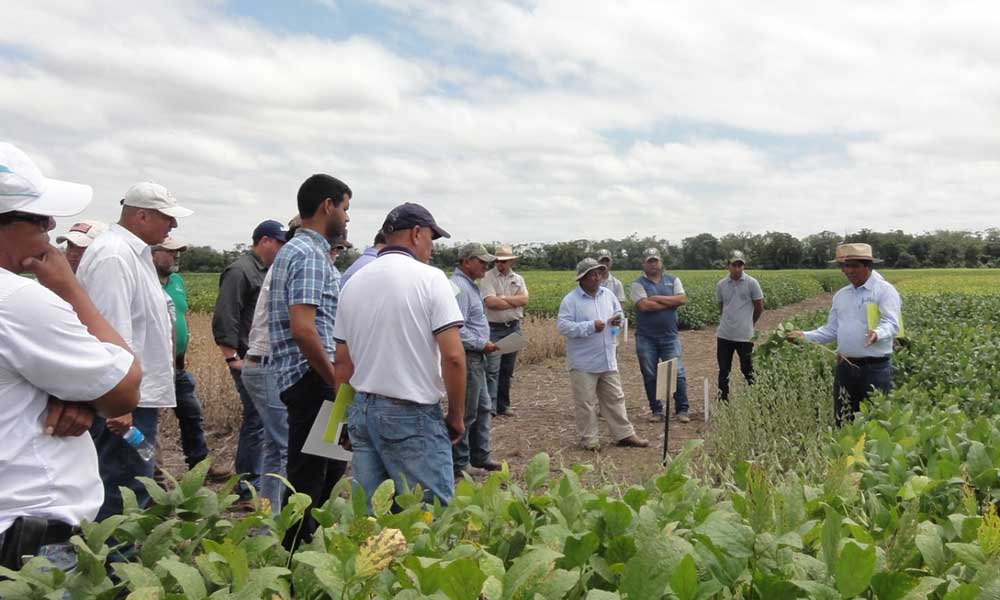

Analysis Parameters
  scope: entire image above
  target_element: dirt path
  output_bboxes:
[157,293,833,488]
[489,292,833,485]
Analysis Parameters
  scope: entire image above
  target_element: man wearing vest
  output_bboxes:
[787,243,901,425]
[630,248,690,422]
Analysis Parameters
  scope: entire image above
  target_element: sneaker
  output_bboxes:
[473,460,503,472]
[455,465,488,479]
[647,412,665,423]
[205,464,232,483]
[615,435,650,448]
[676,412,691,423]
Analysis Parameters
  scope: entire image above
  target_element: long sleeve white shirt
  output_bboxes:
[805,270,901,358]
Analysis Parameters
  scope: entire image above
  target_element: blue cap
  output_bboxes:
[380,202,450,239]
[252,219,289,244]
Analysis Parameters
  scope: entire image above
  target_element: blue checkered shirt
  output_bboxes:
[267,228,339,392]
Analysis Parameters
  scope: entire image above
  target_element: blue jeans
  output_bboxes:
[90,406,159,521]
[172,370,210,469]
[230,367,263,499]
[347,393,455,508]
[452,352,492,470]
[486,321,520,414]
[635,334,689,415]
[833,358,893,426]
[241,362,287,514]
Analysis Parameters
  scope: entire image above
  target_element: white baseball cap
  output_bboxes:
[56,219,108,247]
[0,142,93,217]
[154,236,188,252]
[122,181,193,218]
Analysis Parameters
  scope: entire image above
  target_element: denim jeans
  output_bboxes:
[634,334,689,415]
[280,369,346,549]
[172,370,210,468]
[833,358,893,426]
[348,393,455,508]
[229,367,263,500]
[452,352,492,470]
[716,338,754,402]
[90,406,159,521]
[241,362,287,514]
[486,321,520,414]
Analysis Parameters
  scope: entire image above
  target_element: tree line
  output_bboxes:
[179,229,1000,272]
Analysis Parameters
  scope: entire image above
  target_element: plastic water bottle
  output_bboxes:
[610,313,622,337]
[122,426,155,461]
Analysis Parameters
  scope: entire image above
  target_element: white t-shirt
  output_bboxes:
[0,270,134,533]
[77,224,175,408]
[246,267,274,357]
[333,249,464,404]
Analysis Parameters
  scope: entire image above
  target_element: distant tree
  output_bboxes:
[757,232,804,269]
[802,231,841,268]
[681,233,720,269]
[895,252,918,268]
[180,245,230,272]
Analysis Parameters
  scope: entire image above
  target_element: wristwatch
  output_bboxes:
[225,355,239,364]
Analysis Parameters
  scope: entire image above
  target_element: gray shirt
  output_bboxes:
[715,274,764,342]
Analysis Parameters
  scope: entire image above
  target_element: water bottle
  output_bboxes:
[610,312,622,337]
[122,426,155,461]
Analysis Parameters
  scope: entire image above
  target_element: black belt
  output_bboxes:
[489,320,519,328]
[358,393,421,406]
[0,518,78,570]
[245,354,269,365]
[842,355,891,366]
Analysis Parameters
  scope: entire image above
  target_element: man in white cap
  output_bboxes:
[595,249,626,303]
[558,258,648,450]
[77,181,193,520]
[715,250,764,401]
[0,143,141,570]
[56,219,108,273]
[481,244,529,416]
[787,243,901,425]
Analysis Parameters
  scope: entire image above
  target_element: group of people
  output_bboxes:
[1,141,903,572]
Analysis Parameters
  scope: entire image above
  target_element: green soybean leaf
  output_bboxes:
[870,571,918,600]
[833,541,875,599]
[914,522,946,574]
[670,554,698,600]
[562,532,600,570]
[524,453,550,494]
[439,558,487,600]
[501,547,561,600]
[371,479,395,518]
[603,501,633,537]
[820,508,841,576]
[942,584,982,600]
[159,558,208,599]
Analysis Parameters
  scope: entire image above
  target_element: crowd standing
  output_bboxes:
[1,141,904,572]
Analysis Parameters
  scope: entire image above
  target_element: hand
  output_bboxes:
[483,342,499,354]
[593,320,606,332]
[609,314,623,327]
[106,413,133,435]
[445,414,465,445]
[44,397,96,437]
[785,330,806,343]
[20,244,82,300]
[865,330,878,346]
[227,359,243,371]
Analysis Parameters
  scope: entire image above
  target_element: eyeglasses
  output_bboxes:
[0,211,54,229]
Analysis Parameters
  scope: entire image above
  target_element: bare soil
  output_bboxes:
[157,294,832,488]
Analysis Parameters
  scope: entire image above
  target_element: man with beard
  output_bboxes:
[268,174,351,547]
[77,181,192,519]
[153,237,229,481]
[212,219,289,506]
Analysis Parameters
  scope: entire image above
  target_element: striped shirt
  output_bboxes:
[267,228,339,392]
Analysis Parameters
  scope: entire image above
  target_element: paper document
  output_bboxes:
[302,383,355,461]
[494,331,527,354]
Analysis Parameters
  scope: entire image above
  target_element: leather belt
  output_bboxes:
[489,320,519,328]
[841,355,891,366]
[245,354,269,365]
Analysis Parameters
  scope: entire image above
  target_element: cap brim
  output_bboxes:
[430,223,450,239]
[576,265,606,280]
[158,204,194,218]
[475,253,497,262]
[17,177,93,217]
[831,256,883,264]
[56,232,93,247]
[644,256,661,262]
[495,256,518,261]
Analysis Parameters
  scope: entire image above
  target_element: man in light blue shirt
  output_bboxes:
[788,243,901,425]
[341,231,385,287]
[558,258,648,451]
[450,243,501,477]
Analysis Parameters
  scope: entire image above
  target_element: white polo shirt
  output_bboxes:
[77,224,175,408]
[0,270,134,533]
[333,247,464,405]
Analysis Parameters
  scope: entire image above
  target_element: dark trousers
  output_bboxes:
[173,370,210,469]
[230,366,263,500]
[280,369,347,549]
[833,358,893,426]
[90,407,159,521]
[487,321,520,414]
[716,338,754,401]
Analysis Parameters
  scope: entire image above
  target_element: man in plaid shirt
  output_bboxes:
[267,173,351,549]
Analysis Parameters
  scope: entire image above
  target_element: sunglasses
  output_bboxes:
[0,211,54,229]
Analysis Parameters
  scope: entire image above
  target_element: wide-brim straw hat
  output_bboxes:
[831,242,882,264]
[494,244,518,261]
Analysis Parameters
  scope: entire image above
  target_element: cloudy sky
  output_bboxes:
[3,0,999,249]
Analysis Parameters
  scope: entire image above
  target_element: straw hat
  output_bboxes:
[831,243,882,264]
[494,244,518,261]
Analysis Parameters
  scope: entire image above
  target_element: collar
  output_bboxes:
[363,246,380,257]
[378,245,417,259]
[727,273,746,283]
[491,267,516,278]
[110,223,151,257]
[297,228,332,252]
[249,250,266,271]
[575,285,605,299]
[452,268,476,285]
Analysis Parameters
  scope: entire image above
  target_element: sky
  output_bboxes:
[3,0,999,250]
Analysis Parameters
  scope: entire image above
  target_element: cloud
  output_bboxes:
[1,0,998,250]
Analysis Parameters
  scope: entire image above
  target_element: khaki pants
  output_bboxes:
[569,369,636,446]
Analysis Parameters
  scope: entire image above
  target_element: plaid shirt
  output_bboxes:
[267,228,339,392]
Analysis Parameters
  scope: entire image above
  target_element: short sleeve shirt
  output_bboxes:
[715,274,764,342]
[334,247,463,404]
[481,268,528,323]
[630,275,685,302]
[0,270,134,533]
[163,273,189,355]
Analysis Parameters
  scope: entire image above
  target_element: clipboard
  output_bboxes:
[494,331,527,354]
[302,383,355,461]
